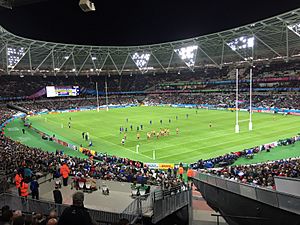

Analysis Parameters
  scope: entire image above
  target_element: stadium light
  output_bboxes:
[79,0,96,12]
[227,36,255,51]
[131,52,151,72]
[7,47,25,68]
[174,45,198,68]
[288,22,300,37]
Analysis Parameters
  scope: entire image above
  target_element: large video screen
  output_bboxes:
[46,86,80,97]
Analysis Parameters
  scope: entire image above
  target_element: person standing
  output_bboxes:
[58,192,94,225]
[60,162,70,186]
[53,183,63,204]
[15,171,23,196]
[30,176,39,200]
[187,167,193,182]
[178,164,184,180]
[20,179,29,204]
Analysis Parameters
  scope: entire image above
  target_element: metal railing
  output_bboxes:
[151,188,192,224]
[0,193,131,224]
[0,183,192,224]
[193,172,300,215]
[120,196,142,223]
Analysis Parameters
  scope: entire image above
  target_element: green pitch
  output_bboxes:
[5,106,300,163]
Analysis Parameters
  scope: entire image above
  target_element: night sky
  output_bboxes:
[0,0,299,46]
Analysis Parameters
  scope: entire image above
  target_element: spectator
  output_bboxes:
[118,218,130,225]
[11,216,25,225]
[57,192,94,225]
[0,206,12,225]
[46,218,58,225]
[53,183,63,204]
[30,176,39,200]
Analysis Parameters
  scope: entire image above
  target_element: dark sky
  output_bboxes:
[0,0,299,46]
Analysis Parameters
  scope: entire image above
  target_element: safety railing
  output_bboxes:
[120,195,141,224]
[0,193,132,224]
[151,188,192,224]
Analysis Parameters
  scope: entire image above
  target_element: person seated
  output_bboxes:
[78,175,86,190]
[102,184,109,195]
[85,176,97,191]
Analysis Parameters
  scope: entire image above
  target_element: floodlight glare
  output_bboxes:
[174,45,198,68]
[7,47,25,68]
[227,36,255,51]
[131,52,151,71]
[288,22,300,37]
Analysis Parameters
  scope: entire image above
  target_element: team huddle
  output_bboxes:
[66,111,212,147]
[118,116,184,145]
[120,127,179,145]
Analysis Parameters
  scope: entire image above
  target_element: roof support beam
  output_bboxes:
[198,45,220,68]
[254,35,283,58]
[151,52,168,73]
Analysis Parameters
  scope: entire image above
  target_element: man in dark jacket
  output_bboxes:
[57,192,94,225]
[53,183,63,204]
[30,176,39,200]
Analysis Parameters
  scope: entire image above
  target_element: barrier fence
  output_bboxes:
[193,172,300,215]
[151,188,192,224]
[0,186,191,224]
[0,193,134,224]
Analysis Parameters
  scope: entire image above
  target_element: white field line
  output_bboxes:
[158,124,300,159]
[140,115,290,152]
[31,117,153,160]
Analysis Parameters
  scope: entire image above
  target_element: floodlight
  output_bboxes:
[227,36,255,51]
[288,22,300,37]
[91,56,97,60]
[131,52,151,71]
[7,47,25,68]
[79,0,95,12]
[174,45,198,68]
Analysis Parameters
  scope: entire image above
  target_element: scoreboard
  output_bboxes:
[46,86,80,97]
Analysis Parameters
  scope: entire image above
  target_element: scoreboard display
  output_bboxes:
[46,86,80,97]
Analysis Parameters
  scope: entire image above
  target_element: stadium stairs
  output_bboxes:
[192,173,300,225]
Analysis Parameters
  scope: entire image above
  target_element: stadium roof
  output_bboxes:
[0,8,300,76]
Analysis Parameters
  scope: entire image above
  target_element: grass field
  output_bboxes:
[4,106,300,164]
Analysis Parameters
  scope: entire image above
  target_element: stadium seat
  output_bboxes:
[78,181,85,189]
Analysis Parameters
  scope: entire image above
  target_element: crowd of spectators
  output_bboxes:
[0,60,299,100]
[204,157,300,189]
[144,93,300,110]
